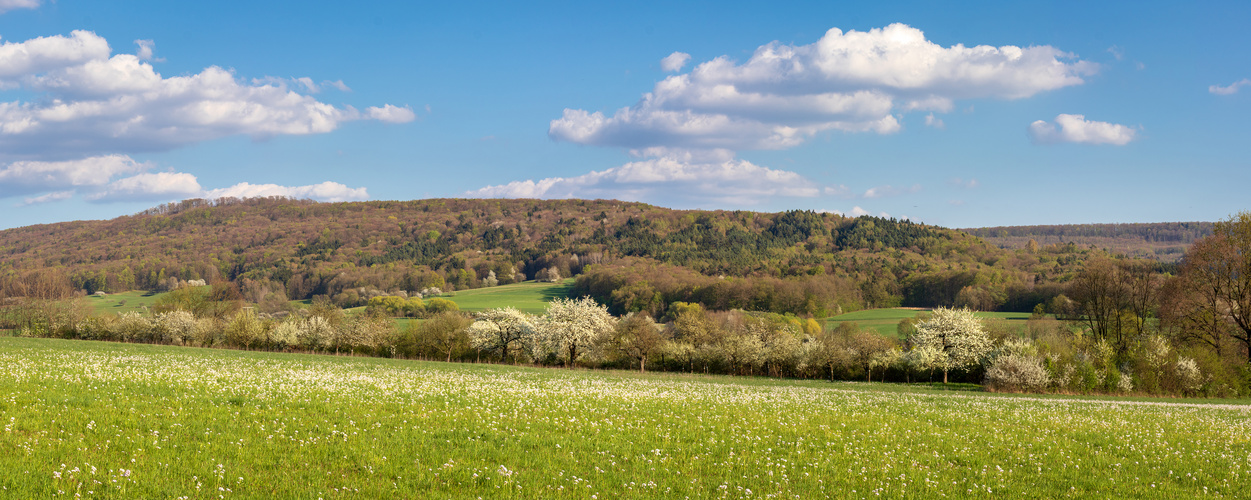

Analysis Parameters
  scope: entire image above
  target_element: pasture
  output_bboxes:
[85,290,166,316]
[824,308,1038,337]
[0,337,1245,498]
[441,279,575,315]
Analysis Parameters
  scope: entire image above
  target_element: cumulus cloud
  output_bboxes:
[0,30,413,161]
[551,23,1094,151]
[924,113,945,129]
[468,150,823,207]
[0,0,38,13]
[367,104,417,123]
[660,51,691,72]
[1209,79,1251,95]
[204,181,369,202]
[1028,114,1136,145]
[134,39,157,61]
[0,155,148,197]
[1,153,370,204]
[87,172,203,202]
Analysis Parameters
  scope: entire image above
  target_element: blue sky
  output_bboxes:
[0,0,1248,229]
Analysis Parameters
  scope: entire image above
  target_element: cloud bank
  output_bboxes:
[468,149,821,206]
[551,23,1095,151]
[2,154,369,205]
[1028,114,1136,145]
[0,30,415,162]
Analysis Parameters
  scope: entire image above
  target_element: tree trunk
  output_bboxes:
[943,368,948,384]
[639,357,645,373]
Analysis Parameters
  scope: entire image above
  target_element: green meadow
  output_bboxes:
[85,291,166,316]
[824,308,1038,337]
[441,279,575,315]
[0,337,1246,498]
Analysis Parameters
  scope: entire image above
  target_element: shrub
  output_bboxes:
[267,319,301,351]
[224,309,267,349]
[984,354,1050,393]
[425,298,459,315]
[154,310,197,345]
[112,311,155,342]
[1175,357,1203,394]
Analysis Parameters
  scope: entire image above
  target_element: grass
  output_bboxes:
[824,308,1042,338]
[440,279,574,315]
[84,290,167,316]
[0,337,1246,498]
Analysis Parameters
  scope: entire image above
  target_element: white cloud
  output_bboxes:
[21,190,72,206]
[0,155,148,196]
[1028,114,1136,145]
[0,31,413,161]
[134,39,157,61]
[204,181,369,202]
[660,51,691,72]
[552,23,1093,151]
[1209,79,1251,95]
[324,79,351,92]
[468,150,823,206]
[88,172,203,202]
[0,0,38,14]
[1,153,370,204]
[367,104,417,123]
[0,30,110,80]
[862,184,920,199]
[924,113,945,129]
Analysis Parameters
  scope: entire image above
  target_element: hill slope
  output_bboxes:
[0,197,1132,315]
[962,222,1213,262]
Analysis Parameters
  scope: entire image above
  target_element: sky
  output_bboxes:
[0,0,1249,230]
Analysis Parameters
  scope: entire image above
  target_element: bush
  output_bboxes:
[224,309,266,349]
[154,310,196,344]
[984,354,1050,393]
[425,298,459,315]
[112,311,155,342]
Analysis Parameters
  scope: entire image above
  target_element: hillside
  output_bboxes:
[0,197,1131,315]
[962,222,1213,262]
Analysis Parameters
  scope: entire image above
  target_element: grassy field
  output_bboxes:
[824,308,1039,337]
[0,338,1246,498]
[441,279,574,315]
[85,290,167,316]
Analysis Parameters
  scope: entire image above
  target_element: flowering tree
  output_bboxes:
[468,307,535,363]
[609,312,668,372]
[538,296,616,367]
[909,307,992,384]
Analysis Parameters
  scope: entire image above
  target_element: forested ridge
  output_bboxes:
[963,222,1214,262]
[2,197,1134,316]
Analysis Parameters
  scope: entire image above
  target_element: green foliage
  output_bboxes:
[2,337,1248,498]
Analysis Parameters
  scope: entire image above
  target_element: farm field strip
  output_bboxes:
[824,308,1037,337]
[0,338,1247,498]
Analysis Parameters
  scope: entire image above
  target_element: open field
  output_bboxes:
[441,279,575,315]
[85,291,167,316]
[0,337,1246,498]
[824,308,1038,337]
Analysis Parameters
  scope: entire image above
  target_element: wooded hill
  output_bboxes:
[0,197,1149,317]
[963,222,1213,262]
